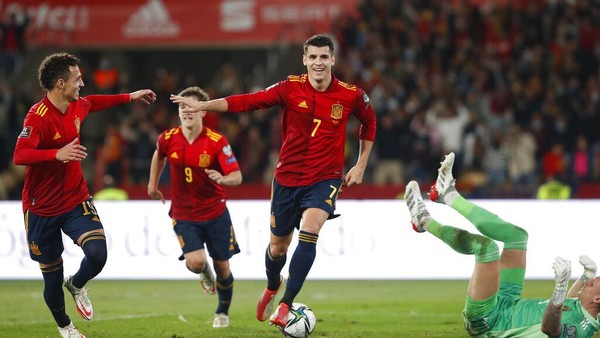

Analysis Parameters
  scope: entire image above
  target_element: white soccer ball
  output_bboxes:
[281,303,316,338]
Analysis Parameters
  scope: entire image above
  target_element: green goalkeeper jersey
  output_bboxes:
[467,297,600,337]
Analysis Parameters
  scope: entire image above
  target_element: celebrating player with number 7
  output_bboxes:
[170,34,377,330]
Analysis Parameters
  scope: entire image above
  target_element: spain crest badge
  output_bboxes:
[330,104,343,120]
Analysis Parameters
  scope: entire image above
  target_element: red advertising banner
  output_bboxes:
[1,0,359,48]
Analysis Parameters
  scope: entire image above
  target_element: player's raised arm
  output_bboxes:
[170,95,228,113]
[130,89,157,104]
[567,255,597,298]
[84,89,155,112]
[542,257,571,337]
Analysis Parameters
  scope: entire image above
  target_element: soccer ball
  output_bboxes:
[281,303,316,338]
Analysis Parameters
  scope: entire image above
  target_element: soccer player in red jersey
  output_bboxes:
[148,86,242,328]
[171,34,377,329]
[13,52,156,338]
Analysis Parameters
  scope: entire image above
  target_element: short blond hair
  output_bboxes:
[177,86,209,101]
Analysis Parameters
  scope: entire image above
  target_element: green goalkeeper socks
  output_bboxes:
[427,220,499,263]
[450,196,528,250]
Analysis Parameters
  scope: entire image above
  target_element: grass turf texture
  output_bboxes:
[0,279,591,338]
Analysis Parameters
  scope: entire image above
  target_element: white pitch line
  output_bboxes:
[178,314,193,325]
[97,313,167,321]
[3,313,170,326]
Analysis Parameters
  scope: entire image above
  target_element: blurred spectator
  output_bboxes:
[425,97,471,172]
[482,129,508,188]
[1,79,35,174]
[373,111,406,185]
[262,112,282,184]
[0,7,29,78]
[462,122,487,173]
[100,123,126,183]
[506,123,538,185]
[152,67,178,106]
[114,101,163,184]
[536,176,571,200]
[406,110,436,182]
[209,62,243,97]
[528,112,549,156]
[238,124,269,183]
[128,119,158,184]
[93,57,119,94]
[547,113,573,149]
[93,175,129,201]
[570,134,593,187]
[542,143,569,182]
[0,162,25,200]
[0,80,10,172]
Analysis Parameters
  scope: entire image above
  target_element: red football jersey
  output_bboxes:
[157,126,240,222]
[226,74,376,187]
[14,94,130,215]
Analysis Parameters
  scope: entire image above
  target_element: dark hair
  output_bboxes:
[38,53,80,91]
[178,86,210,101]
[303,34,335,55]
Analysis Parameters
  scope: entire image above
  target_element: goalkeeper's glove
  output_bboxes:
[578,255,596,284]
[550,257,571,306]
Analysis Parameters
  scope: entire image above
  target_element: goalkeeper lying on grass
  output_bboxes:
[405,152,600,338]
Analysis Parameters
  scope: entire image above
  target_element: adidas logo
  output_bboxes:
[53,132,61,140]
[170,152,179,159]
[122,0,180,38]
[298,101,308,108]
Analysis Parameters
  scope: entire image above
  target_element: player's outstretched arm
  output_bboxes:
[170,95,228,113]
[147,150,166,204]
[567,255,596,298]
[542,256,572,337]
[129,89,157,104]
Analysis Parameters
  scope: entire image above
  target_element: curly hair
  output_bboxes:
[38,53,80,91]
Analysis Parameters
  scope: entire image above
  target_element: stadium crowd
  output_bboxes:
[1,0,599,199]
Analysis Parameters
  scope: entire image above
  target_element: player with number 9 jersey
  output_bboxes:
[156,125,240,222]
[149,86,242,329]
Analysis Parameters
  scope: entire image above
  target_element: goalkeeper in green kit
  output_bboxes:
[405,152,600,337]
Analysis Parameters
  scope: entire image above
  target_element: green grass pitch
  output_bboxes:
[0,279,591,337]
